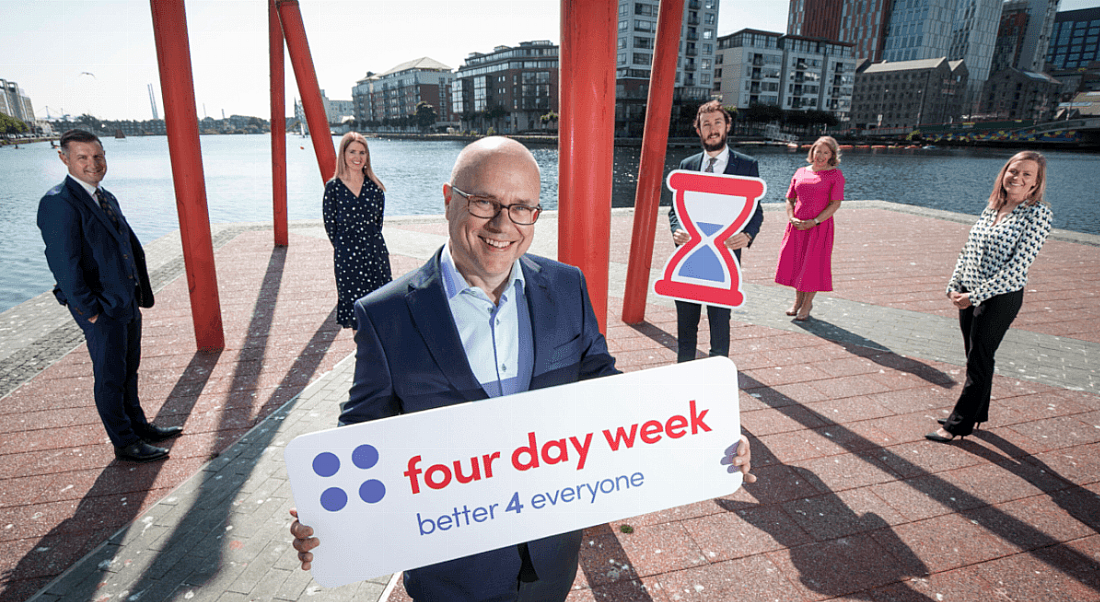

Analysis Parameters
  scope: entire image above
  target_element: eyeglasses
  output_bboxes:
[451,186,542,226]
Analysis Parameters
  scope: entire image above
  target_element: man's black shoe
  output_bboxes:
[115,441,169,462]
[137,424,183,442]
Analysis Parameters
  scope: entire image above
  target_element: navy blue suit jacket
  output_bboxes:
[341,248,619,600]
[38,176,153,321]
[669,148,765,261]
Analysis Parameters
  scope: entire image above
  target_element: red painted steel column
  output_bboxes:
[149,0,225,351]
[621,0,685,324]
[270,0,288,246]
[276,0,335,183]
[559,0,617,333]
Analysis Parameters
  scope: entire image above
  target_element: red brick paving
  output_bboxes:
[3,206,1100,602]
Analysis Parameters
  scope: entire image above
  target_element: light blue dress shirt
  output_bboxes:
[440,243,534,397]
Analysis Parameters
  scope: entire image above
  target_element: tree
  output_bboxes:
[486,105,509,132]
[415,101,438,132]
[0,112,29,136]
[75,113,102,133]
[540,111,559,131]
[741,103,783,124]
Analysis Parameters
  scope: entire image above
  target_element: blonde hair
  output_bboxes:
[332,132,385,192]
[988,150,1046,210]
[806,135,841,166]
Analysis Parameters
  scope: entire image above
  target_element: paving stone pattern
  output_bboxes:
[2,205,1098,602]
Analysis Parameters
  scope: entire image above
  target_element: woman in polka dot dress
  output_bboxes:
[323,133,393,330]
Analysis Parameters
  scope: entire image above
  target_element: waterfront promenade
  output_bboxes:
[1,202,1098,602]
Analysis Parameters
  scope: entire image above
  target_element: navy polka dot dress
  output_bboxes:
[323,177,392,328]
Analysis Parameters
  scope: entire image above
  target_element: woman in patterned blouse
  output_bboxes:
[926,151,1053,443]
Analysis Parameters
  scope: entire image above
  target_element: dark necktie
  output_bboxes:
[95,189,121,231]
[705,157,717,173]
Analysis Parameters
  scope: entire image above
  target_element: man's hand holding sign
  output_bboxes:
[287,137,754,601]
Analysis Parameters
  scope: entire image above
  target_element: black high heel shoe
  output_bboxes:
[925,428,965,443]
[937,419,982,430]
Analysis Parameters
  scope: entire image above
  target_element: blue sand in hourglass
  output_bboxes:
[678,221,725,282]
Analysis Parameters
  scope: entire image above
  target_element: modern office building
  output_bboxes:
[615,0,721,135]
[1,78,36,124]
[980,67,1060,121]
[792,0,1000,112]
[451,40,558,133]
[715,29,856,120]
[876,0,1001,111]
[849,57,968,130]
[1044,6,1100,71]
[352,57,455,127]
[787,0,893,62]
[990,0,1059,73]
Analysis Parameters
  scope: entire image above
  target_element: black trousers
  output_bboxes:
[75,309,150,447]
[675,300,730,363]
[944,288,1023,436]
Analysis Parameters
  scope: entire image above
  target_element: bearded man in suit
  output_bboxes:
[670,100,766,363]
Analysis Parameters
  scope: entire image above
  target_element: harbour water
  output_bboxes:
[2,134,1097,313]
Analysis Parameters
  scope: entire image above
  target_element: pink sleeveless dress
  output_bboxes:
[774,167,844,292]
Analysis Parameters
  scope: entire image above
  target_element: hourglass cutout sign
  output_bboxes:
[655,171,767,308]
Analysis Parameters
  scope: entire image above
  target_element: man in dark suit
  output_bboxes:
[37,129,182,462]
[291,137,755,601]
[670,100,765,363]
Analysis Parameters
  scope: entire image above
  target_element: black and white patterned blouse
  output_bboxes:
[947,202,1053,306]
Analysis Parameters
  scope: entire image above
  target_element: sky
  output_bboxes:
[1,0,1098,122]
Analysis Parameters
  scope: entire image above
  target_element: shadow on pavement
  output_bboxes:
[717,439,934,600]
[737,370,1100,595]
[793,317,956,388]
[0,349,221,602]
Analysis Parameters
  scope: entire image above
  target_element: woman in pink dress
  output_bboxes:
[774,136,845,321]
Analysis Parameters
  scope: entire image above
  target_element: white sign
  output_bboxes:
[285,357,743,588]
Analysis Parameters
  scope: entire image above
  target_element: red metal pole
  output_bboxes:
[276,0,335,183]
[270,0,288,246]
[559,0,617,333]
[149,0,225,351]
[621,0,685,324]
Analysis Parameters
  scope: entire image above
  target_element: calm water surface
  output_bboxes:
[2,135,1097,313]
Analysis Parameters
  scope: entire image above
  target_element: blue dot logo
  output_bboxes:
[312,444,386,511]
[320,487,348,512]
[352,444,379,469]
[360,479,385,504]
[313,452,340,477]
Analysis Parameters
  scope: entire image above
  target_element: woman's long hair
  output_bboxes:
[988,150,1046,210]
[332,132,386,192]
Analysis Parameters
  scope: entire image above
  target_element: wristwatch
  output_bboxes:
[813,218,820,225]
